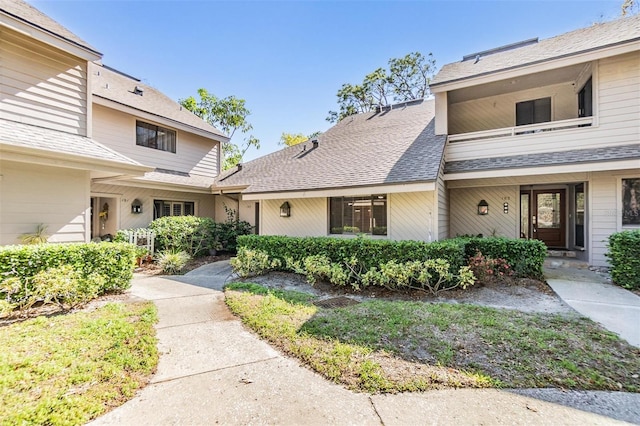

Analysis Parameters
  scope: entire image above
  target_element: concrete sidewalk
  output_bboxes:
[546,265,640,347]
[91,262,639,425]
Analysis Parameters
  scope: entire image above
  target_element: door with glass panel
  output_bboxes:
[532,190,565,248]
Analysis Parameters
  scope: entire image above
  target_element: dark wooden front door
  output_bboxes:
[533,190,565,248]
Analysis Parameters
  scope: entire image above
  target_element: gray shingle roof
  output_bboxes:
[214,99,445,194]
[91,63,228,140]
[0,119,143,166]
[445,144,640,174]
[133,169,216,190]
[432,14,640,87]
[0,0,100,56]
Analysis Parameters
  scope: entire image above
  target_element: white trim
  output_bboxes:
[0,13,101,61]
[241,182,436,201]
[102,178,214,194]
[431,40,640,92]
[93,95,228,142]
[444,160,640,181]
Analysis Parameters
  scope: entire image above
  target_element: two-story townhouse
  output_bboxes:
[0,0,151,244]
[88,63,228,239]
[0,0,228,244]
[431,14,640,267]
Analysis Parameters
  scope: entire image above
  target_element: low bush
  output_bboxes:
[607,230,640,290]
[230,248,281,278]
[458,237,546,279]
[0,242,136,295]
[156,250,191,274]
[148,216,217,257]
[468,251,514,284]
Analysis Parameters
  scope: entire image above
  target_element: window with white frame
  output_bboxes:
[329,195,387,235]
[622,178,640,226]
[136,121,176,153]
[153,200,195,219]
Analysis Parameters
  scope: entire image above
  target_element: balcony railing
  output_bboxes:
[448,117,594,143]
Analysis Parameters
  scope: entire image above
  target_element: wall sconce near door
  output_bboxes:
[131,199,143,214]
[477,199,489,215]
[279,201,291,217]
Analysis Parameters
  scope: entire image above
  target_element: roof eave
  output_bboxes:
[0,10,101,61]
[431,38,640,92]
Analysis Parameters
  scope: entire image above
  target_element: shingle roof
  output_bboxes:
[133,169,216,190]
[444,144,640,174]
[0,119,143,166]
[432,14,640,87]
[91,63,228,140]
[0,0,100,56]
[214,99,445,194]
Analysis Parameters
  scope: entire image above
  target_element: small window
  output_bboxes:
[153,200,195,219]
[516,97,551,126]
[136,121,176,153]
[578,77,593,118]
[622,178,640,226]
[329,195,387,235]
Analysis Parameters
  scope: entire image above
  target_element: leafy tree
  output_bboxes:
[279,131,323,147]
[621,0,638,16]
[327,52,436,123]
[180,88,260,170]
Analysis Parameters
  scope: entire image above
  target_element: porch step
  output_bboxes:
[544,257,590,270]
[546,249,578,258]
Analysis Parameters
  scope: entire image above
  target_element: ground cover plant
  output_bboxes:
[0,302,158,425]
[225,283,640,393]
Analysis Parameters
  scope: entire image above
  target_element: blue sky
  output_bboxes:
[31,0,623,161]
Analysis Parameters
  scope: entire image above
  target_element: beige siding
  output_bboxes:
[449,83,577,134]
[90,183,216,231]
[388,192,435,241]
[436,160,449,240]
[0,161,88,244]
[261,198,327,237]
[445,52,640,162]
[447,173,589,188]
[449,186,519,238]
[0,28,87,135]
[92,105,219,176]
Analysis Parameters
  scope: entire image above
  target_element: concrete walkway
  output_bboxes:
[91,262,640,425]
[546,264,640,347]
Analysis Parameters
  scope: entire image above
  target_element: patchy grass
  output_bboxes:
[225,283,640,393]
[0,302,158,425]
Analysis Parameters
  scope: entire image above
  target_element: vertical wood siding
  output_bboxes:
[445,52,640,161]
[0,28,87,135]
[449,186,519,238]
[389,192,434,241]
[92,105,219,176]
[0,161,88,244]
[90,183,216,230]
[261,198,327,237]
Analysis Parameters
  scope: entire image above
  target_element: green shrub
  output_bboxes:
[468,251,514,284]
[148,216,216,257]
[216,220,253,252]
[156,250,191,274]
[230,248,281,278]
[607,230,640,290]
[457,237,546,279]
[0,242,136,296]
[236,235,467,275]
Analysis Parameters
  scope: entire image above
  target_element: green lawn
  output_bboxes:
[0,302,158,425]
[225,283,640,393]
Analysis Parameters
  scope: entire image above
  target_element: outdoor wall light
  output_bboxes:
[280,201,291,217]
[477,200,489,215]
[503,202,509,214]
[131,199,143,214]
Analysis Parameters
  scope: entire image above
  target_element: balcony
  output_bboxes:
[448,117,594,143]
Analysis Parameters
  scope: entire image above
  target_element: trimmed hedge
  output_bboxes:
[236,235,467,274]
[0,242,137,295]
[236,235,547,279]
[148,216,217,257]
[459,237,547,279]
[607,230,640,290]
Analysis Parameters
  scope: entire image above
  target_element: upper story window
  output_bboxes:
[516,97,551,126]
[578,77,593,118]
[329,195,387,235]
[136,121,176,153]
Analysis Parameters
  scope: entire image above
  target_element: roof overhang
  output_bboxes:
[0,10,101,61]
[93,95,230,143]
[431,39,640,93]
[0,143,152,177]
[98,176,215,194]
[444,159,640,181]
[239,181,436,201]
